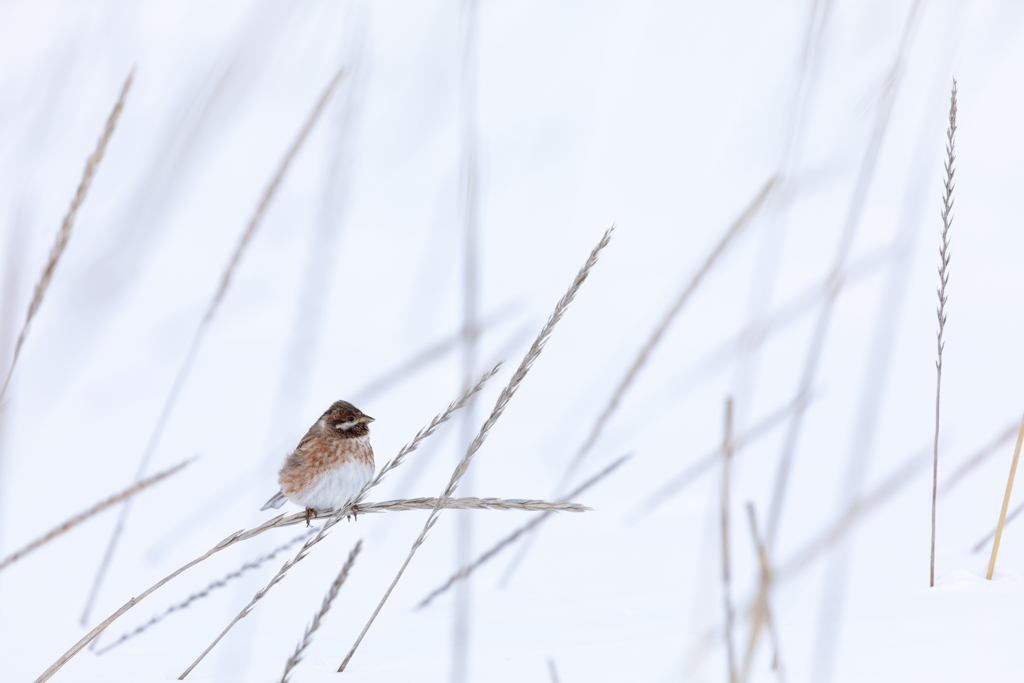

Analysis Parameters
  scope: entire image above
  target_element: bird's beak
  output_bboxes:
[359,415,375,424]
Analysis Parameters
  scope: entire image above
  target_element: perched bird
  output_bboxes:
[261,400,375,525]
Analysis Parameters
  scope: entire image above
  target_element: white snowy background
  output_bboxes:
[2,1,1024,681]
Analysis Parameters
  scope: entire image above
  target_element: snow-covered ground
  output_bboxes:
[3,1,1024,681]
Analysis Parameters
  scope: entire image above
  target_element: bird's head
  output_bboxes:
[322,400,374,437]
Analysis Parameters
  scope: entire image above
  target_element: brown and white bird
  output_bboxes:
[261,400,375,524]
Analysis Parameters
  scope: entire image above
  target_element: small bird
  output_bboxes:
[261,400,375,525]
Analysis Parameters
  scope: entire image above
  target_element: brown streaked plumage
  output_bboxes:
[261,401,375,524]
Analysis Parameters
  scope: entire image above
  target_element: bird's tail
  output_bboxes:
[260,491,288,511]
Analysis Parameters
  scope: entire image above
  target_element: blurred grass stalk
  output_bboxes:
[0,457,192,573]
[720,398,737,683]
[0,69,133,403]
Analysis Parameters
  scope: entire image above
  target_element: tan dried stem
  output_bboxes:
[83,63,350,627]
[986,412,1024,580]
[0,69,133,403]
[0,456,191,573]
[417,454,629,609]
[279,540,363,683]
[739,504,785,683]
[932,77,957,587]
[338,226,614,672]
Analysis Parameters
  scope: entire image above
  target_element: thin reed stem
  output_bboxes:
[82,64,350,627]
[974,496,1024,553]
[629,391,810,522]
[338,226,614,672]
[455,0,482,677]
[940,419,1018,496]
[986,412,1024,579]
[0,69,133,403]
[0,456,192,573]
[765,2,921,552]
[778,448,929,582]
[417,455,629,609]
[933,78,956,587]
[180,507,354,679]
[689,447,930,677]
[547,659,561,683]
[96,529,313,655]
[721,399,737,683]
[739,504,785,683]
[558,182,776,488]
[360,364,501,499]
[279,540,362,683]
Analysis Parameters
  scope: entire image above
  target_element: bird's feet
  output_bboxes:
[305,507,316,527]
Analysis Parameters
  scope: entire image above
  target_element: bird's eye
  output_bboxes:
[348,416,355,422]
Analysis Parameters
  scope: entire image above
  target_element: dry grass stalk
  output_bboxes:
[986,412,1024,579]
[501,177,778,583]
[669,246,887,397]
[82,64,350,627]
[417,454,629,609]
[179,490,581,674]
[338,226,614,672]
[932,78,957,587]
[357,498,589,514]
[355,302,519,403]
[940,419,1019,496]
[180,507,351,678]
[96,529,314,655]
[558,181,776,488]
[973,498,1024,552]
[35,369,500,683]
[0,69,133,403]
[359,363,501,500]
[455,0,482,675]
[630,391,811,522]
[278,540,363,683]
[778,449,928,582]
[720,399,737,683]
[765,1,921,551]
[690,447,929,677]
[0,456,191,573]
[547,658,561,683]
[739,504,785,683]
